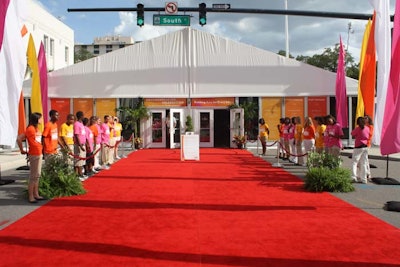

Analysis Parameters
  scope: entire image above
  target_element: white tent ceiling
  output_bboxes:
[23,27,358,98]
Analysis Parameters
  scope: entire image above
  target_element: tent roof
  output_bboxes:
[23,28,358,98]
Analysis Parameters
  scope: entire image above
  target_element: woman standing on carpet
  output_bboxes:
[303,116,315,164]
[351,117,370,184]
[258,118,269,156]
[325,115,344,157]
[314,116,326,154]
[364,115,374,180]
[17,112,45,203]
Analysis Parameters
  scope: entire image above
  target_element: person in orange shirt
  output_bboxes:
[303,117,316,164]
[113,116,123,160]
[42,109,61,160]
[314,116,326,154]
[258,118,269,156]
[17,112,45,203]
[277,118,286,159]
[294,116,304,165]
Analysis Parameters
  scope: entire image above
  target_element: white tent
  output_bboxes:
[23,27,358,98]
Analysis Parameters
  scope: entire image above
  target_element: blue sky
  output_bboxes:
[35,0,395,61]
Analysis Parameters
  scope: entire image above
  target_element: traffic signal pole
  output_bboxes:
[68,7,394,22]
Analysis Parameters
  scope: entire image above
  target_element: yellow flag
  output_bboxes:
[355,20,372,124]
[27,34,43,130]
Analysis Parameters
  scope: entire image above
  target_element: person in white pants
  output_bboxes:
[351,117,370,184]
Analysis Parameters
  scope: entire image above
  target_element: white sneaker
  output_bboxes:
[115,156,121,160]
[103,165,110,170]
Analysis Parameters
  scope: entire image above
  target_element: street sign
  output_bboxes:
[212,4,231,10]
[153,15,191,26]
[165,2,178,14]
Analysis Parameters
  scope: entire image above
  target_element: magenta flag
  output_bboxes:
[380,0,400,155]
[38,42,48,123]
[335,36,348,128]
[0,0,11,50]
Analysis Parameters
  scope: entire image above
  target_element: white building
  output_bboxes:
[75,36,134,57]
[24,0,74,71]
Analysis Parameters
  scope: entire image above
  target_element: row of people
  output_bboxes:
[17,110,124,203]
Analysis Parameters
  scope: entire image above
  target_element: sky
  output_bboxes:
[34,0,395,62]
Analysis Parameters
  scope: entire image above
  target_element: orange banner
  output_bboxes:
[261,97,282,140]
[285,97,304,123]
[144,98,187,107]
[191,97,235,107]
[73,99,93,119]
[307,97,327,121]
[51,98,71,127]
[96,98,116,120]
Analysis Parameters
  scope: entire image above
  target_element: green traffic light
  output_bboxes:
[199,17,206,26]
[137,18,144,26]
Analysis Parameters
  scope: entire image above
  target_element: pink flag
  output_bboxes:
[38,42,48,123]
[380,0,400,155]
[335,36,348,128]
[0,0,11,49]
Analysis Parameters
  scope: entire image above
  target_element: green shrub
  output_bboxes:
[39,149,86,198]
[304,167,354,192]
[304,151,354,193]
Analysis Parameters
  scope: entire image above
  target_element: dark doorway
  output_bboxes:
[214,109,230,148]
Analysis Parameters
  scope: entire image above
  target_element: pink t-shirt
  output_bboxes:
[326,123,343,148]
[95,124,102,144]
[351,126,370,148]
[85,126,94,152]
[73,121,86,145]
[100,122,110,144]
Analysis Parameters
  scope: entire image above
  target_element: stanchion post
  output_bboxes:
[272,141,283,168]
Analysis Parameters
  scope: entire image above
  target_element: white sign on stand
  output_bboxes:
[180,133,200,161]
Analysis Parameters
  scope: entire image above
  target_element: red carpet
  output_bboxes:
[0,148,399,266]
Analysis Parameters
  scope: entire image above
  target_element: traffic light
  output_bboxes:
[137,3,144,27]
[199,3,206,26]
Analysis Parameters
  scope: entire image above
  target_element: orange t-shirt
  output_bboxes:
[89,124,99,144]
[42,121,58,154]
[26,125,43,156]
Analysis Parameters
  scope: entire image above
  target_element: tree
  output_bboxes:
[116,97,150,140]
[74,48,94,63]
[277,50,295,58]
[295,44,359,79]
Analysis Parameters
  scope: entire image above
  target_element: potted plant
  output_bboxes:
[185,115,194,133]
[232,134,246,149]
[116,97,149,146]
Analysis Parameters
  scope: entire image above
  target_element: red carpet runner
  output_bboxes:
[0,148,399,266]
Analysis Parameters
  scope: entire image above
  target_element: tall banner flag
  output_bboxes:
[27,33,43,130]
[355,16,376,122]
[38,42,48,123]
[369,0,391,145]
[0,0,26,146]
[335,36,348,128]
[380,0,400,155]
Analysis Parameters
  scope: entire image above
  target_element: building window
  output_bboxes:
[119,44,125,48]
[81,45,87,49]
[50,39,54,56]
[106,45,112,49]
[106,49,112,53]
[65,46,69,64]
[94,50,99,55]
[43,35,48,53]
[94,45,99,49]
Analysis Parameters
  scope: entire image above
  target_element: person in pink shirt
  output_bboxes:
[325,114,344,157]
[351,117,370,184]
[74,111,87,179]
[83,117,94,177]
[100,115,112,170]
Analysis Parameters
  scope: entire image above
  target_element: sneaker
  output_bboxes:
[92,169,99,174]
[79,175,88,181]
[102,165,110,170]
[115,156,121,160]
